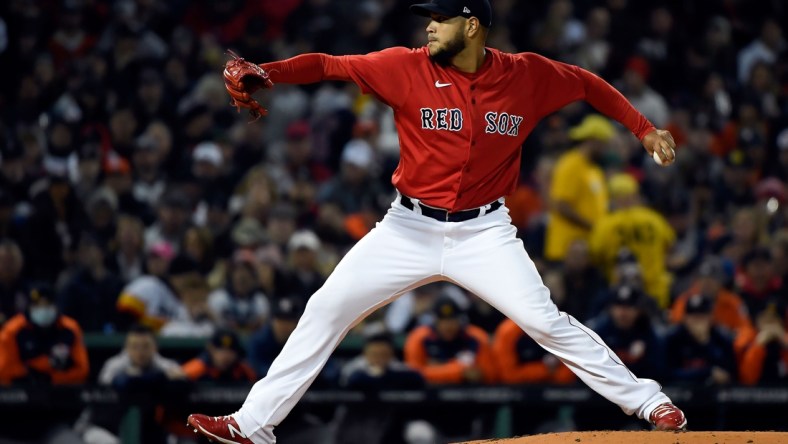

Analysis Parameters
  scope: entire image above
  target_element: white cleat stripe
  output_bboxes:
[196,423,243,444]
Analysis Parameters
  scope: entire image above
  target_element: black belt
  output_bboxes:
[399,195,502,222]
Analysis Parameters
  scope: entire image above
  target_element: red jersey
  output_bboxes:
[262,47,654,211]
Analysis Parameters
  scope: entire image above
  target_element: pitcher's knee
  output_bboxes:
[521,317,554,342]
[302,289,357,326]
[524,323,549,342]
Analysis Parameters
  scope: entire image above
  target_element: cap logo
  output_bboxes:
[463,6,471,13]
[222,336,233,347]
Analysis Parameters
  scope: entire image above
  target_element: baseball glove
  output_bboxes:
[223,50,274,121]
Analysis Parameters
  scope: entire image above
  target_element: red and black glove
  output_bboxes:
[223,50,274,121]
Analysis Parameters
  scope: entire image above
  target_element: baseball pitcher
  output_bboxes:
[189,0,684,442]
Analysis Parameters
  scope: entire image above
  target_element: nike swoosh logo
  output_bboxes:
[435,81,452,88]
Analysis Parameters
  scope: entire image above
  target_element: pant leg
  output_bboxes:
[441,208,670,419]
[235,203,445,443]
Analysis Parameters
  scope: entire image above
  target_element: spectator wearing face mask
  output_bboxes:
[0,283,89,385]
[0,284,92,444]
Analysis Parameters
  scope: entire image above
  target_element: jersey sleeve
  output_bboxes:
[333,47,416,109]
[520,53,656,140]
[261,47,416,109]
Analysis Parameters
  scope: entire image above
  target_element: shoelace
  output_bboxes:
[209,415,234,422]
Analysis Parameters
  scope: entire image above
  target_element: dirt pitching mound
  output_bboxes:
[459,431,788,444]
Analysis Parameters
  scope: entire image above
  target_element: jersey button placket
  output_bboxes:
[470,84,476,105]
[460,84,476,210]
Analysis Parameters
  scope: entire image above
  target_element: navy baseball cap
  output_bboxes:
[29,283,55,303]
[433,296,463,319]
[410,0,492,28]
[210,328,245,356]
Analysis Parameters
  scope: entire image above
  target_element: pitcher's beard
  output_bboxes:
[429,32,467,67]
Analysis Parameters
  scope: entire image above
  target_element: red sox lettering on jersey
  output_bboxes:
[420,108,463,131]
[261,46,654,211]
[484,112,524,136]
[420,107,523,137]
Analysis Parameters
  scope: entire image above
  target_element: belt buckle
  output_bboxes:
[409,196,423,216]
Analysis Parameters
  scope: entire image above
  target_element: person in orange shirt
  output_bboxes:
[738,299,788,386]
[493,318,574,384]
[671,256,752,333]
[0,284,89,385]
[182,329,256,382]
[404,296,496,384]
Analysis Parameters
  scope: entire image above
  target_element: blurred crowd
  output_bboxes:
[0,0,787,442]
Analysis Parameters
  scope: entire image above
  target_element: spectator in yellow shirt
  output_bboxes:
[545,114,612,261]
[591,174,676,308]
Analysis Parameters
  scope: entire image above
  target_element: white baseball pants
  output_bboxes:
[235,197,671,443]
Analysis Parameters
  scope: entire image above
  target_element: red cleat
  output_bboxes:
[649,403,688,431]
[187,414,254,444]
